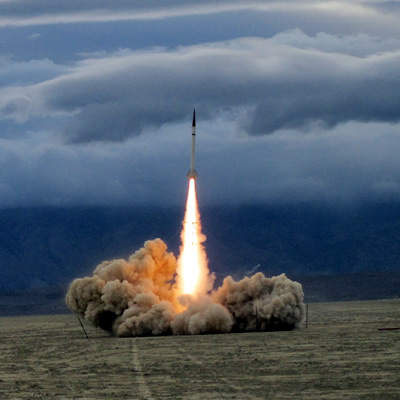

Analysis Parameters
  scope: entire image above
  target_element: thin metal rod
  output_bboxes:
[76,314,89,339]
[305,304,309,328]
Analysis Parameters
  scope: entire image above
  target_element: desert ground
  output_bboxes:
[0,299,399,400]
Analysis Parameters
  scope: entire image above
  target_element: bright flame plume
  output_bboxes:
[177,178,211,296]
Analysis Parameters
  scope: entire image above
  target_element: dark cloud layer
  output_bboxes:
[2,36,400,142]
[1,1,400,207]
[0,122,399,207]
[1,1,400,34]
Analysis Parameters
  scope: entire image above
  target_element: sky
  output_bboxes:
[1,0,400,207]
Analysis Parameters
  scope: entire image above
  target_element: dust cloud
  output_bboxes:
[66,239,305,336]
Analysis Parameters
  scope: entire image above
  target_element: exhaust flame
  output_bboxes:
[177,178,210,296]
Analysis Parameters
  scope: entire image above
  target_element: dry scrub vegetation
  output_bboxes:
[1,299,399,399]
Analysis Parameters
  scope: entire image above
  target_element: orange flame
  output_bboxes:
[177,178,209,296]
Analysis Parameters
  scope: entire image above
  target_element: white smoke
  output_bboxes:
[66,239,305,336]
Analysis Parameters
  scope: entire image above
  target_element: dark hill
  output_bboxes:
[0,203,399,292]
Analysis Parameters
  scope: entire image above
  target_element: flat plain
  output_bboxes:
[0,299,399,400]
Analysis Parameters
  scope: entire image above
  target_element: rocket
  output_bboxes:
[187,109,198,179]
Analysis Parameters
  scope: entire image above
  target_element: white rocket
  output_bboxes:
[186,109,198,179]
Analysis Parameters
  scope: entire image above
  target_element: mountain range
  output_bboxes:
[0,203,399,312]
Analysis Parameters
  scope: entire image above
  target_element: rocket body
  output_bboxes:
[187,110,198,179]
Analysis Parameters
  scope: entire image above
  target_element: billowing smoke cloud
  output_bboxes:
[212,273,305,332]
[66,238,305,336]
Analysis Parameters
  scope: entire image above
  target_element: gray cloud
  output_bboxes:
[0,57,64,86]
[2,34,400,142]
[0,1,273,27]
[0,121,399,207]
[271,29,400,57]
[1,1,400,207]
[1,0,400,37]
[198,121,400,205]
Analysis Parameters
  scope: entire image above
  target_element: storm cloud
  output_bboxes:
[2,34,400,143]
[0,121,399,207]
[1,0,400,207]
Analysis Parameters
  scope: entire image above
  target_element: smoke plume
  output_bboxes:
[66,239,305,336]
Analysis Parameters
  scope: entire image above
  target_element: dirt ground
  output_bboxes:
[0,299,399,400]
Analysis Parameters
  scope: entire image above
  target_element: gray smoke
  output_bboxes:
[66,239,305,336]
[212,273,305,332]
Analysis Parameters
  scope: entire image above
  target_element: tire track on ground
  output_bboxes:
[130,338,155,400]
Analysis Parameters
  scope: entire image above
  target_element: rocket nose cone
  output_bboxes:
[192,109,196,127]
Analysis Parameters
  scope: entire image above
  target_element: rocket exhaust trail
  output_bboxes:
[178,178,204,295]
[186,109,198,179]
[178,110,211,296]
